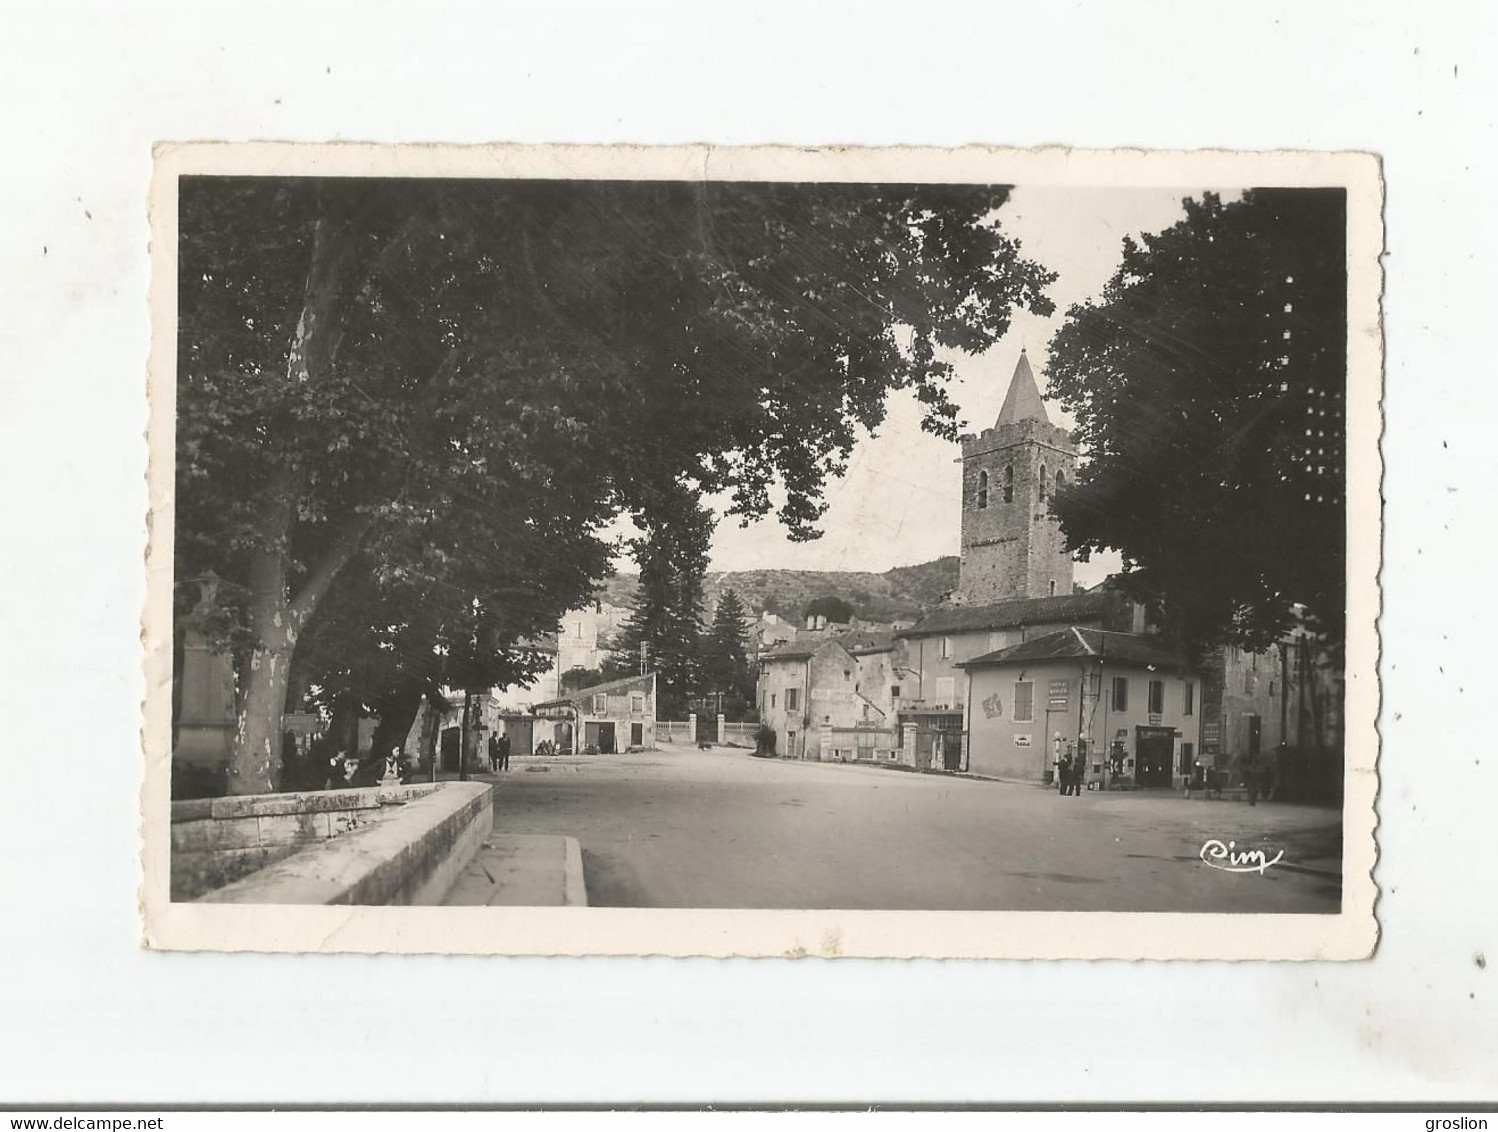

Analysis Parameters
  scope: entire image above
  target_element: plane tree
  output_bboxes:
[1045,189,1347,656]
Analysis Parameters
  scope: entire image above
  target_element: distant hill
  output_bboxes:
[594,557,960,623]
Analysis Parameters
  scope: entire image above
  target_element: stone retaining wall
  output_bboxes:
[172,782,491,904]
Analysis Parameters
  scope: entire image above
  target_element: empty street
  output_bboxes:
[483,746,1341,912]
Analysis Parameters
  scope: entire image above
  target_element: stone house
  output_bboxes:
[757,636,895,761]
[531,671,657,754]
[958,628,1202,787]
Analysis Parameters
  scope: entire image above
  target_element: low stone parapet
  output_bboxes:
[173,782,492,905]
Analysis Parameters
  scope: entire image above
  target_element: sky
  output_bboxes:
[625,185,1243,586]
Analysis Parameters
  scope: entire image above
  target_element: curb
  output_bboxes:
[561,836,588,907]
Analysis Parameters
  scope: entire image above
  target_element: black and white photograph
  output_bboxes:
[142,144,1379,957]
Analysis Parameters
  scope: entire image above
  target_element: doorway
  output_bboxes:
[584,720,617,753]
[440,727,460,773]
[630,722,644,748]
[505,718,534,758]
[1134,726,1175,787]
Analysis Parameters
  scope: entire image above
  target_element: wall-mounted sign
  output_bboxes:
[1047,679,1070,709]
[1148,712,1162,726]
[1203,723,1220,743]
[810,689,855,703]
[282,712,323,736]
[1014,734,1032,747]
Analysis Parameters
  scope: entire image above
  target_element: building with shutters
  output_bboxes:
[531,671,657,755]
[958,628,1202,787]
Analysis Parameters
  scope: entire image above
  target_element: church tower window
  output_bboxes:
[1002,464,1014,503]
[1038,463,1048,502]
[976,470,989,509]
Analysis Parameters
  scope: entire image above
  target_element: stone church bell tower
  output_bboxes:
[953,350,1077,605]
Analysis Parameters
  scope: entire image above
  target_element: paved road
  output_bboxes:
[483,745,1342,912]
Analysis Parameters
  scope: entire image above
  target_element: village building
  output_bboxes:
[1198,617,1345,798]
[532,671,658,755]
[752,349,1339,795]
[882,351,1144,770]
[420,600,632,760]
[485,601,629,716]
[751,611,797,655]
[756,635,909,761]
[958,628,1202,787]
[896,589,1142,770]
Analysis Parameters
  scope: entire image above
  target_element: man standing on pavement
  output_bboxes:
[498,731,511,772]
[1057,752,1072,796]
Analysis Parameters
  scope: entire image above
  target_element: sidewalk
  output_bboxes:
[404,768,588,905]
[441,832,587,906]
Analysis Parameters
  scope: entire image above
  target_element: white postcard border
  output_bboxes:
[142,142,1381,959]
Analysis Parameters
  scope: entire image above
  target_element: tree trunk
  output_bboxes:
[222,210,364,795]
[421,694,442,782]
[230,556,295,794]
[367,685,424,770]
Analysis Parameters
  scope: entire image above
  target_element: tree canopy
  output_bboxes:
[803,595,857,626]
[600,484,712,719]
[175,176,1055,791]
[1045,189,1347,655]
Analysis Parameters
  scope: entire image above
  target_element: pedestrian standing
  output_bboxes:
[1068,753,1083,796]
[488,733,499,773]
[1057,753,1071,796]
[498,731,511,772]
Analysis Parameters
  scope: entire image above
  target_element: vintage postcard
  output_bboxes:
[141,143,1381,958]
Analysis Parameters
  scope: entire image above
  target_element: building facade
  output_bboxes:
[895,590,1141,770]
[532,671,657,754]
[1199,624,1345,797]
[960,628,1202,787]
[756,636,905,761]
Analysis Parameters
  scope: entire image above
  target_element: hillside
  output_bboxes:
[594,557,959,623]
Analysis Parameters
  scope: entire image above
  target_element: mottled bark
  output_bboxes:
[229,494,296,794]
[223,211,367,794]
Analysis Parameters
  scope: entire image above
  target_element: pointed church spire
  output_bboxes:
[995,349,1052,427]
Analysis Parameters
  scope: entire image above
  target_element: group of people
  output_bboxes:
[1055,751,1084,796]
[487,731,512,773]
